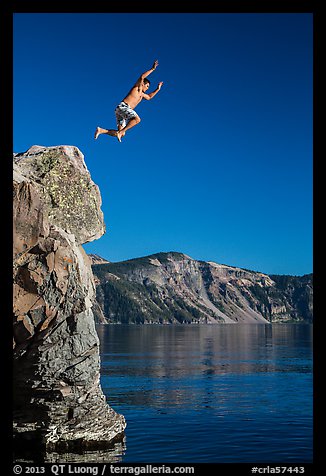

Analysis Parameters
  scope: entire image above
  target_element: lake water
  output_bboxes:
[97,324,313,463]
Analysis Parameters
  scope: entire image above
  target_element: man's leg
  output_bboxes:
[116,116,141,141]
[94,126,117,139]
[115,124,125,142]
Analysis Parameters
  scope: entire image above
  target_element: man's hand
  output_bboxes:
[158,81,163,90]
[152,60,159,70]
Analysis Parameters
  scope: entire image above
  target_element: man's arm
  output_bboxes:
[141,60,159,80]
[143,82,164,100]
[135,60,159,88]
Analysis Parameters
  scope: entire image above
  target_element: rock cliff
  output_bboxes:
[92,252,313,324]
[13,145,126,452]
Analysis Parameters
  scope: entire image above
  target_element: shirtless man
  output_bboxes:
[94,60,163,142]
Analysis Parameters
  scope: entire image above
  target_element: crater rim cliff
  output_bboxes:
[91,250,313,325]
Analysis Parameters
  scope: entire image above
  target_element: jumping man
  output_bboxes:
[94,60,163,142]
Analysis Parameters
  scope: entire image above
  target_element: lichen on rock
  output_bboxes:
[14,145,105,244]
[13,145,126,452]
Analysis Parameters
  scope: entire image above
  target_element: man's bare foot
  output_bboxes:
[94,127,101,140]
[116,130,123,142]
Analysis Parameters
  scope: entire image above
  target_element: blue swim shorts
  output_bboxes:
[115,101,139,128]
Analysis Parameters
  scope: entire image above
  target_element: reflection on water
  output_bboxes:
[98,324,313,463]
[14,437,126,463]
[99,323,311,372]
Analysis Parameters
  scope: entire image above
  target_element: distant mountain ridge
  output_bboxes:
[91,252,313,324]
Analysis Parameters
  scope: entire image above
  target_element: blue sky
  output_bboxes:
[13,13,313,275]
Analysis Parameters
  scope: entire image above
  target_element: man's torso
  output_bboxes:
[122,85,144,109]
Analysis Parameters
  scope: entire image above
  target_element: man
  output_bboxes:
[94,60,163,142]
